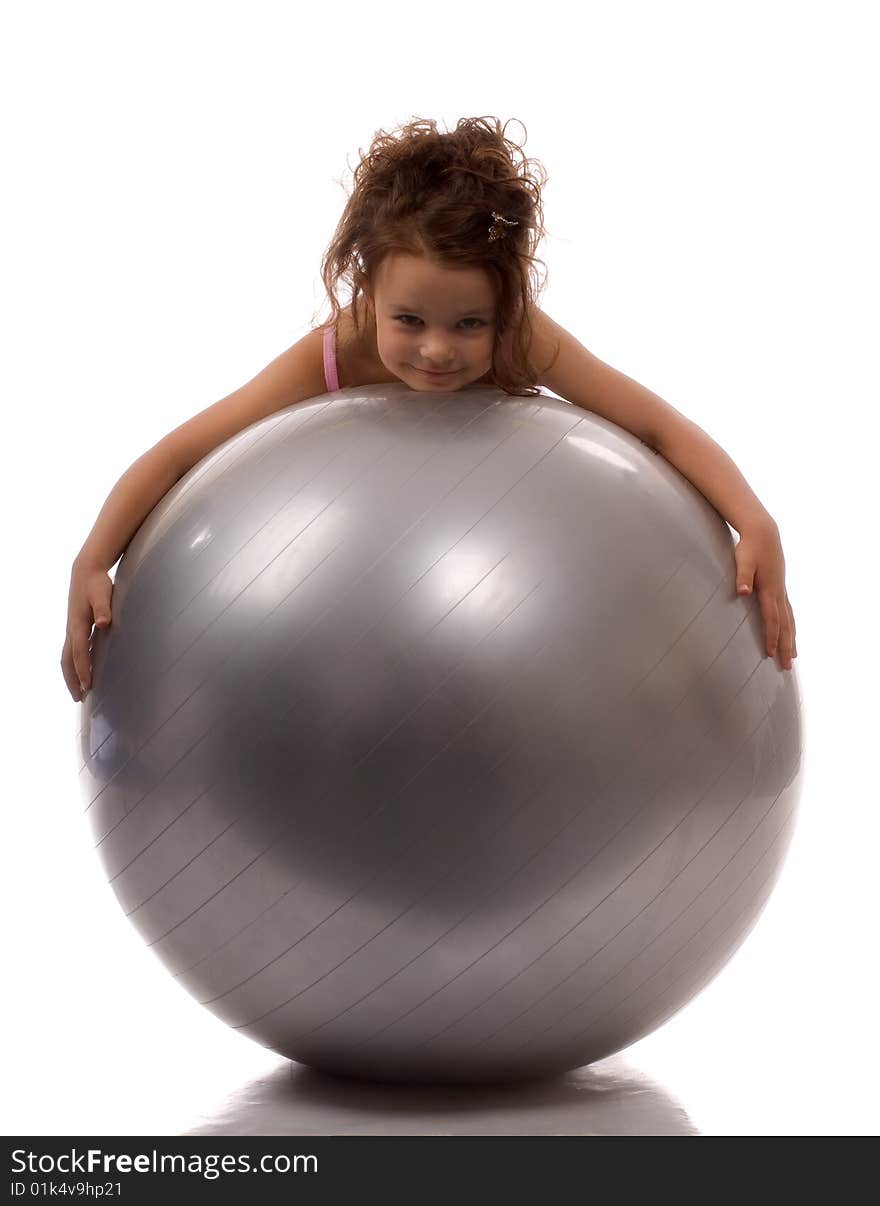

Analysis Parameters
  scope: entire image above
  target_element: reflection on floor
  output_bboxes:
[185,1055,698,1136]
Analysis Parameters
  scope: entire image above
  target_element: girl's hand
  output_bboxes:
[733,520,798,670]
[61,557,113,702]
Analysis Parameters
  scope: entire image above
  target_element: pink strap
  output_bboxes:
[322,323,340,393]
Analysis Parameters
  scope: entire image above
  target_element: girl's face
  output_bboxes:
[365,253,498,390]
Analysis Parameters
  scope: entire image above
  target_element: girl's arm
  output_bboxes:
[531,308,797,670]
[76,327,329,572]
[62,327,329,700]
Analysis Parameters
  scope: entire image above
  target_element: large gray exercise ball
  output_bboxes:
[77,384,804,1085]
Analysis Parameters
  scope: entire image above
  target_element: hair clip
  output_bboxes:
[488,211,519,243]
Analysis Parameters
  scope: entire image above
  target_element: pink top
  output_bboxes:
[321,316,517,393]
[322,323,340,392]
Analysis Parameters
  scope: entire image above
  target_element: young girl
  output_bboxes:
[61,115,797,702]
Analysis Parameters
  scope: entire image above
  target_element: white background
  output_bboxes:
[1,0,877,1136]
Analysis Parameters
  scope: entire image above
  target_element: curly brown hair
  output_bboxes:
[311,115,556,396]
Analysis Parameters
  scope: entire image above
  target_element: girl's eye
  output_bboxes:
[394,315,485,329]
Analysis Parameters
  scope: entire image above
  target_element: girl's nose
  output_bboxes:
[421,344,455,365]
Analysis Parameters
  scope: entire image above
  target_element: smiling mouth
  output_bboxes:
[418,367,457,376]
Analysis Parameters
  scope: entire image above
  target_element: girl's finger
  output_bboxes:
[762,597,781,656]
[60,639,83,701]
[778,608,796,668]
[72,629,92,692]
